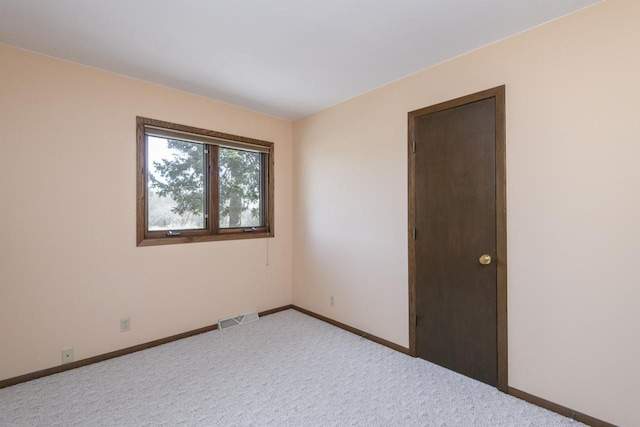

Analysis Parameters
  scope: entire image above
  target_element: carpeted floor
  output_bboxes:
[0,309,584,426]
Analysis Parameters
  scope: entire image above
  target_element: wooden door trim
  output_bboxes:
[407,85,507,392]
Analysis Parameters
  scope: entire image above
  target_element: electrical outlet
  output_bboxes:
[330,296,335,307]
[120,317,131,332]
[61,348,74,364]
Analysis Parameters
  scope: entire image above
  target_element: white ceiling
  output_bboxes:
[0,0,601,120]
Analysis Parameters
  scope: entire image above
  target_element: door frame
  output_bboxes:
[407,85,507,392]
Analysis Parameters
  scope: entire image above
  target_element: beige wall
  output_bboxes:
[292,0,639,425]
[0,44,293,381]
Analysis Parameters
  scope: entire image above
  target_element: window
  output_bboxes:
[136,117,274,246]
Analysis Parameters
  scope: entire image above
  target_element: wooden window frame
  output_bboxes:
[136,117,274,246]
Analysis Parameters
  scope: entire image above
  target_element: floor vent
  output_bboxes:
[218,311,259,331]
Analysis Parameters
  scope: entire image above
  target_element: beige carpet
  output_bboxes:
[0,309,585,426]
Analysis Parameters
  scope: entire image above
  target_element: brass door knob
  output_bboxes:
[479,254,492,265]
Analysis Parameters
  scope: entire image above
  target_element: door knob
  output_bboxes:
[479,254,492,265]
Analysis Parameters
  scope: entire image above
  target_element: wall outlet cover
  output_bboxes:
[61,348,74,364]
[120,317,131,332]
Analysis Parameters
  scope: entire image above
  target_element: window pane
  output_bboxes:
[219,147,262,228]
[147,136,206,231]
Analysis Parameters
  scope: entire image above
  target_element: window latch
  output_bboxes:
[243,227,257,232]
[166,230,182,237]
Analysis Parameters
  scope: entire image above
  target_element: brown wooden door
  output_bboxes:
[408,86,507,390]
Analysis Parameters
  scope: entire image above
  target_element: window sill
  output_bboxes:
[137,230,274,247]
